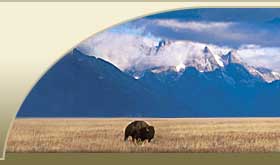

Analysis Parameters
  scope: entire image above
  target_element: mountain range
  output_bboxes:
[124,40,280,83]
[17,47,280,117]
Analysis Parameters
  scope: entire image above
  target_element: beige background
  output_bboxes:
[1,2,280,160]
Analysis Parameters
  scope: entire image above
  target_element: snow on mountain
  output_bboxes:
[220,50,271,82]
[147,41,280,82]
[253,67,280,83]
[77,33,280,82]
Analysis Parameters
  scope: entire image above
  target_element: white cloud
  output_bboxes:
[151,19,249,44]
[78,31,159,71]
[155,19,234,32]
[237,45,280,71]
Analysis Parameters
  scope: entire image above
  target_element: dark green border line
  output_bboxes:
[2,153,280,164]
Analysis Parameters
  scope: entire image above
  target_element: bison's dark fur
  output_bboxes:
[138,125,155,142]
[124,121,155,143]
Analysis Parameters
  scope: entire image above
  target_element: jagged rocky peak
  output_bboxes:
[202,46,223,71]
[203,46,213,54]
[155,39,168,53]
[222,50,242,65]
[157,40,166,48]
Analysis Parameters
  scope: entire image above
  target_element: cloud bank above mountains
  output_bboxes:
[77,9,280,72]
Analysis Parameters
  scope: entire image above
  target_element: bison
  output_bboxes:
[124,120,155,143]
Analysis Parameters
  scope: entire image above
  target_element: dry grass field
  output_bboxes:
[6,118,280,153]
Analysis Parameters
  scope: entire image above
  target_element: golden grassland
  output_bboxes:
[6,118,280,153]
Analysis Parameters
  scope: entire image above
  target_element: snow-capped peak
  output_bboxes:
[202,46,223,71]
[204,46,224,67]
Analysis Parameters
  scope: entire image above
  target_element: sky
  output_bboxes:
[77,8,280,72]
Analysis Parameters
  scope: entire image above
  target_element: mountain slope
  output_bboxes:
[17,49,171,117]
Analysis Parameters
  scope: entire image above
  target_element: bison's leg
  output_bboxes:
[134,138,143,145]
[148,139,152,143]
[124,135,129,141]
[132,136,136,143]
[133,137,141,145]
